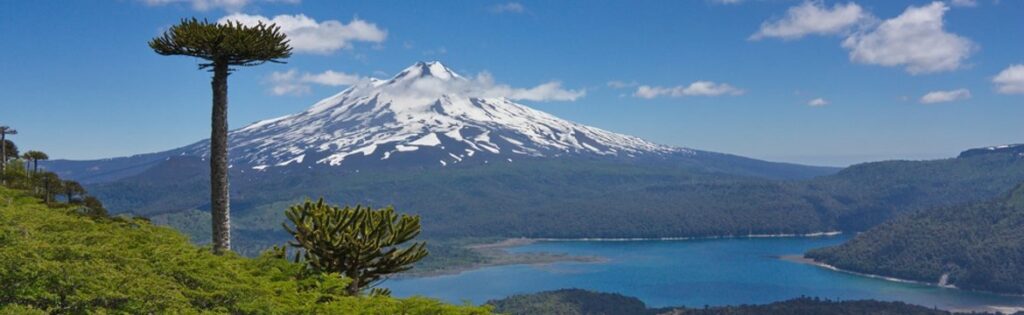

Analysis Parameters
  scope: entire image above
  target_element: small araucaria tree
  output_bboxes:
[283,199,429,296]
[38,172,62,204]
[62,180,85,204]
[149,18,291,254]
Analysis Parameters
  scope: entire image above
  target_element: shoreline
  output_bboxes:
[398,238,602,278]
[781,255,1024,313]
[402,231,845,278]
[529,231,844,242]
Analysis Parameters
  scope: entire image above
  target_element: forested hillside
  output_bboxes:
[81,145,1024,256]
[806,183,1024,295]
[0,186,489,314]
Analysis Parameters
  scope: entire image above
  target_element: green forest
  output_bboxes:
[807,183,1024,295]
[83,146,1024,258]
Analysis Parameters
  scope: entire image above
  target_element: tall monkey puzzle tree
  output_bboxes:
[149,18,291,254]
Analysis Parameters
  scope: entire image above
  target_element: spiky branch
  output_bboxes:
[283,199,429,296]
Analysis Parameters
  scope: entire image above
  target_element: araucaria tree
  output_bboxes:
[0,126,17,176]
[38,172,61,204]
[23,150,48,174]
[283,199,429,296]
[149,18,291,254]
[62,180,85,204]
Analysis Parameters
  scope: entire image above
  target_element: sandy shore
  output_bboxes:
[399,238,602,278]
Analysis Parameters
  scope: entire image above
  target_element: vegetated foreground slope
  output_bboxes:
[806,183,1024,295]
[0,186,489,314]
[486,289,1004,315]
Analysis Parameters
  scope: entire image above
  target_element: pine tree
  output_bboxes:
[283,199,429,296]
[149,18,291,254]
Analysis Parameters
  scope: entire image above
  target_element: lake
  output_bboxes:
[389,235,1024,311]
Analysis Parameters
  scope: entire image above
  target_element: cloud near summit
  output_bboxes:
[218,13,387,54]
[269,67,586,102]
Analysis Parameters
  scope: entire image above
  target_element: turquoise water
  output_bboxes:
[388,236,1024,310]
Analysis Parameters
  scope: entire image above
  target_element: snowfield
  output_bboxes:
[185,61,689,169]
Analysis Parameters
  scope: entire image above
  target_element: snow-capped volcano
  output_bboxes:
[184,61,687,170]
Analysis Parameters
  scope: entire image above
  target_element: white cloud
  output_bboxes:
[607,81,639,89]
[269,68,585,101]
[842,2,975,74]
[713,0,744,4]
[218,13,387,54]
[993,64,1024,94]
[266,69,310,96]
[142,0,297,12]
[301,70,363,86]
[490,2,525,14]
[267,69,366,96]
[920,88,971,103]
[375,71,584,102]
[751,2,871,40]
[950,0,978,7]
[634,81,745,99]
[467,72,585,101]
[807,98,829,107]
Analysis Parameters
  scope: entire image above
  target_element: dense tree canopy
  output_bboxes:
[486,289,999,315]
[148,18,291,70]
[807,184,1024,295]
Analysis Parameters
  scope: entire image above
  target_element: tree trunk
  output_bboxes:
[1,133,6,177]
[210,61,231,254]
[346,267,361,296]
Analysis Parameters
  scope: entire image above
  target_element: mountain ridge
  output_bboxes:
[184,61,685,171]
[45,61,836,184]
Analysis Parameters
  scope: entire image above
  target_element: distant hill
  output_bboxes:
[41,141,1024,256]
[806,183,1024,295]
[486,289,1004,315]
[807,145,1024,231]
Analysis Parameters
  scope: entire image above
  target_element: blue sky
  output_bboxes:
[1,0,1022,166]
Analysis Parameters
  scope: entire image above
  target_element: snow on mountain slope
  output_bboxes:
[183,61,689,170]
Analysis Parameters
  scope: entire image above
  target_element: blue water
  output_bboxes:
[389,236,1024,310]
